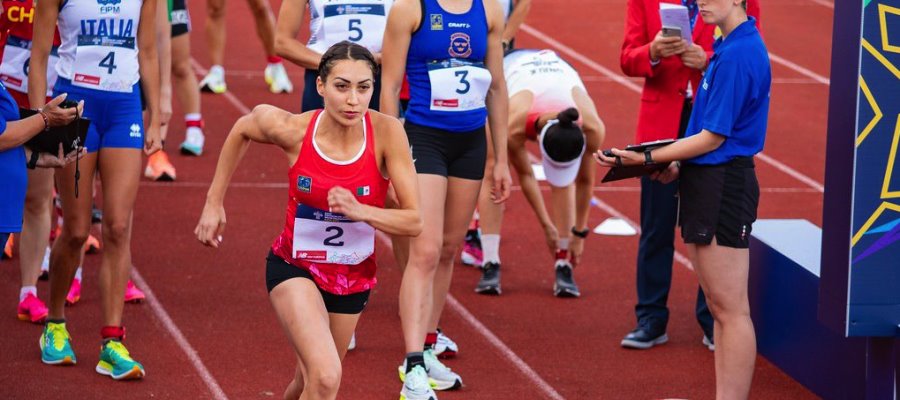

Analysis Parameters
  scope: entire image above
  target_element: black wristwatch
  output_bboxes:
[643,150,655,165]
[571,227,589,238]
[27,150,39,169]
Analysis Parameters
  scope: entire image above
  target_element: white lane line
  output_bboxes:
[131,268,229,400]
[767,52,830,85]
[374,232,565,400]
[519,24,826,194]
[191,60,566,399]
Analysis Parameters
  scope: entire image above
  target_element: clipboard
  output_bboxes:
[21,108,91,154]
[600,139,677,183]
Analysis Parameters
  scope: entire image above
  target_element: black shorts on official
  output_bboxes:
[265,251,370,314]
[405,121,486,180]
[171,0,191,37]
[679,156,759,249]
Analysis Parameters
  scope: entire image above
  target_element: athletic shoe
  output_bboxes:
[703,335,715,351]
[3,235,13,259]
[199,66,227,94]
[266,63,293,94]
[620,326,669,349]
[553,260,581,298]
[433,329,458,359]
[17,293,49,323]
[124,280,145,304]
[399,365,436,400]
[179,128,205,156]
[397,350,462,391]
[144,150,177,181]
[96,340,145,380]
[348,332,357,351]
[459,230,482,266]
[66,278,81,306]
[475,262,501,295]
[85,233,101,254]
[39,246,50,281]
[40,321,77,365]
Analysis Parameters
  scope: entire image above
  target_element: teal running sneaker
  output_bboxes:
[96,340,145,380]
[40,321,76,365]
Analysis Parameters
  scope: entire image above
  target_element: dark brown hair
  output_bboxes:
[318,41,379,81]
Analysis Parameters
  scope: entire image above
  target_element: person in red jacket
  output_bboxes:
[618,0,760,350]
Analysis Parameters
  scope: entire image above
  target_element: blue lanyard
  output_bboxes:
[682,0,698,30]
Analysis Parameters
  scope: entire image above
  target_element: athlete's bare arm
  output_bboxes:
[27,0,61,108]
[502,0,531,43]
[328,113,422,237]
[274,0,323,70]
[138,0,162,154]
[379,0,418,117]
[484,0,512,203]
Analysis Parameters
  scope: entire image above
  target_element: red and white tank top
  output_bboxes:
[271,110,389,295]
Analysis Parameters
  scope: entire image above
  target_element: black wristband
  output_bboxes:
[27,150,39,169]
[644,150,655,165]
[571,227,589,238]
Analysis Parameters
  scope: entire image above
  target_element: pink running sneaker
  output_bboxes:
[17,293,49,323]
[124,280,145,304]
[459,229,483,267]
[66,278,82,306]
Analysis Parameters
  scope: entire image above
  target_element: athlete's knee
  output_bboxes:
[439,240,462,264]
[206,0,226,19]
[246,0,271,17]
[101,219,132,247]
[408,242,441,271]
[58,224,90,250]
[172,59,193,80]
[308,364,341,397]
[23,194,52,216]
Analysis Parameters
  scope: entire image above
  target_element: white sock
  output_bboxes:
[210,65,225,76]
[558,238,570,251]
[40,246,50,271]
[185,113,202,123]
[74,267,83,281]
[20,286,37,302]
[481,234,500,265]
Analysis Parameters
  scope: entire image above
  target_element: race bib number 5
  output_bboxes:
[323,3,387,52]
[427,58,491,112]
[292,204,375,265]
[72,34,137,93]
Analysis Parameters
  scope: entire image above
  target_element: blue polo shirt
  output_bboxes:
[0,82,27,233]
[684,17,770,165]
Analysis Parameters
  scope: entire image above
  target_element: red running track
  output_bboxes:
[0,0,832,398]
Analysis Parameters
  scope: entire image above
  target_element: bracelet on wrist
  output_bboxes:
[644,150,655,165]
[36,108,50,131]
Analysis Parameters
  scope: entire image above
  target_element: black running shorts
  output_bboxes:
[171,0,191,38]
[265,251,370,314]
[679,157,759,249]
[404,121,486,180]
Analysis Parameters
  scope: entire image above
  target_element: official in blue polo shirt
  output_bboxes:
[596,0,770,398]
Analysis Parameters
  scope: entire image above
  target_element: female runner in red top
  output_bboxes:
[196,41,421,400]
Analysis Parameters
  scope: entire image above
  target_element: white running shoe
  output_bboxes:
[179,128,205,156]
[199,65,227,94]
[433,329,458,358]
[265,63,293,94]
[397,350,462,391]
[348,332,357,351]
[399,365,437,400]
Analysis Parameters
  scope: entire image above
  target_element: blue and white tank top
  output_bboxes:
[307,0,394,54]
[56,0,142,93]
[405,0,491,132]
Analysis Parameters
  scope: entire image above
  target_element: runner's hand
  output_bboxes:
[41,93,79,127]
[543,222,559,256]
[144,124,162,155]
[491,162,512,204]
[195,203,226,248]
[328,186,367,221]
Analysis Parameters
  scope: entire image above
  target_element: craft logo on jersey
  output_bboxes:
[448,32,472,58]
[356,186,370,196]
[298,176,312,193]
[430,14,443,30]
[129,123,141,138]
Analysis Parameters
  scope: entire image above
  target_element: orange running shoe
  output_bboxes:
[3,235,13,259]
[17,293,49,323]
[144,150,177,181]
[84,234,101,254]
[124,280,145,303]
[66,278,82,306]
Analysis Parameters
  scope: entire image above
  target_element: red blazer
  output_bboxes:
[620,0,761,143]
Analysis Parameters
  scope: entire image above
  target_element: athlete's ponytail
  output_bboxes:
[318,41,380,81]
[542,107,585,163]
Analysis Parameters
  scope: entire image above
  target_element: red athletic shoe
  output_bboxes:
[66,278,82,306]
[124,280,145,304]
[17,293,49,323]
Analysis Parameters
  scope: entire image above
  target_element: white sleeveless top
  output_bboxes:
[306,0,394,54]
[504,49,586,114]
[497,0,513,21]
[56,0,142,93]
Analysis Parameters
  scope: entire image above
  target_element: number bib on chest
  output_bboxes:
[292,204,375,265]
[322,2,387,51]
[72,35,137,93]
[0,36,59,95]
[427,58,491,112]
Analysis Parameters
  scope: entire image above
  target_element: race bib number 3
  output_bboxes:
[72,34,137,93]
[322,3,386,52]
[292,204,375,265]
[427,59,491,112]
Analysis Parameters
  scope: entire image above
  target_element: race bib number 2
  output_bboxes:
[427,58,491,112]
[292,204,375,265]
[72,34,137,93]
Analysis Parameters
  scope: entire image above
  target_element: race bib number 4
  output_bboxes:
[323,3,386,52]
[292,204,375,265]
[72,34,137,93]
[0,36,59,96]
[427,58,491,112]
